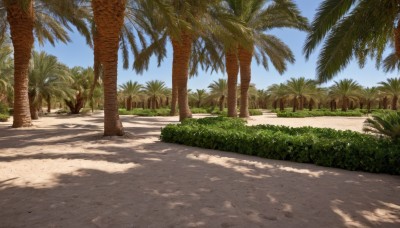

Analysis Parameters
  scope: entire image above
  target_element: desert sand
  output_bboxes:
[0,112,399,228]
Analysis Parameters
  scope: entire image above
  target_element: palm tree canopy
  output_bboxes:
[144,80,167,97]
[28,51,71,103]
[208,78,228,98]
[304,0,400,82]
[1,0,92,46]
[267,83,287,100]
[119,80,143,98]
[284,77,316,99]
[225,0,309,73]
[329,79,361,100]
[379,78,400,97]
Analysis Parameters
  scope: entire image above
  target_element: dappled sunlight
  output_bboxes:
[277,166,338,178]
[331,200,366,228]
[0,159,139,189]
[186,153,272,179]
[360,201,400,224]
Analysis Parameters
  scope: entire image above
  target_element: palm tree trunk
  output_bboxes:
[171,32,192,121]
[279,99,284,111]
[383,96,388,109]
[92,0,126,136]
[6,1,34,127]
[127,96,132,111]
[219,95,225,112]
[272,100,277,110]
[28,93,38,120]
[238,46,253,118]
[292,97,297,112]
[367,100,371,113]
[341,96,347,111]
[47,96,51,113]
[226,48,239,117]
[392,95,398,110]
[395,19,400,57]
[170,75,178,116]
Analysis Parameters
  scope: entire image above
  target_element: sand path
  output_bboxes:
[0,112,399,228]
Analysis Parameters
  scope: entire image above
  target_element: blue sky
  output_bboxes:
[36,0,398,90]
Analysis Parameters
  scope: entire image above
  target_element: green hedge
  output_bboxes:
[160,117,400,175]
[210,109,263,116]
[119,108,171,116]
[277,110,363,117]
[0,113,9,122]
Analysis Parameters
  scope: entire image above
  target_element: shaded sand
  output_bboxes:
[0,112,399,228]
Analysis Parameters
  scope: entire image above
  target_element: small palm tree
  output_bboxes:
[64,67,94,114]
[267,83,287,111]
[329,79,361,111]
[28,51,70,119]
[359,87,379,113]
[304,1,400,81]
[378,78,400,110]
[144,80,167,110]
[208,79,228,112]
[119,81,142,111]
[363,112,400,143]
[285,77,316,112]
[190,89,207,108]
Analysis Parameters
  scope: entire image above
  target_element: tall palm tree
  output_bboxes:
[329,79,361,112]
[208,78,228,111]
[304,0,400,82]
[359,87,379,113]
[28,51,70,119]
[119,81,142,111]
[144,80,167,110]
[92,0,127,136]
[267,83,287,111]
[285,77,316,112]
[378,78,400,110]
[224,0,308,117]
[2,0,90,128]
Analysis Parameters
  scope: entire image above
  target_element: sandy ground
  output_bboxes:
[0,112,399,228]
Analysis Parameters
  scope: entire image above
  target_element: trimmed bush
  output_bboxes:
[160,117,400,175]
[191,108,209,114]
[209,108,263,116]
[119,108,171,116]
[0,114,9,122]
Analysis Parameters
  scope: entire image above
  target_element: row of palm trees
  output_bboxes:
[2,0,400,136]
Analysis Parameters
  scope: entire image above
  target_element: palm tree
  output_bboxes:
[285,77,316,112]
[91,0,128,136]
[329,79,361,112]
[224,0,308,118]
[190,89,207,108]
[28,51,70,119]
[359,87,379,113]
[0,36,13,105]
[119,81,142,111]
[64,67,93,114]
[267,83,287,111]
[378,78,400,110]
[304,1,400,82]
[363,112,400,143]
[208,79,228,111]
[144,80,167,110]
[2,0,90,128]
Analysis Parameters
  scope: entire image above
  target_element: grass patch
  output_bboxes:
[161,117,400,175]
[0,113,9,122]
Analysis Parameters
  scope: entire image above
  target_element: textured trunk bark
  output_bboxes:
[308,98,314,111]
[272,100,277,110]
[367,101,371,113]
[126,96,132,111]
[226,48,239,117]
[170,78,178,115]
[395,19,400,57]
[383,96,388,109]
[92,0,126,136]
[6,1,34,127]
[392,95,398,110]
[299,95,304,110]
[219,95,225,112]
[171,32,192,121]
[28,93,38,120]
[47,96,51,113]
[341,96,347,111]
[279,99,284,111]
[238,46,253,118]
[292,97,297,112]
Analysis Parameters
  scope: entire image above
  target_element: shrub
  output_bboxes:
[209,108,262,116]
[161,117,400,174]
[119,108,171,116]
[191,108,209,114]
[249,109,263,116]
[363,112,400,143]
[0,114,9,122]
[0,102,8,115]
